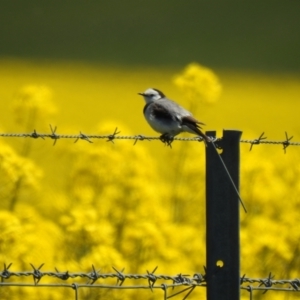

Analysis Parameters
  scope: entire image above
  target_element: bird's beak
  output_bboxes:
[138,92,144,96]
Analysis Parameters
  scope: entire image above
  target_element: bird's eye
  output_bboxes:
[150,94,154,97]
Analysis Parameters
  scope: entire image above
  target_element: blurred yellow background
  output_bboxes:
[0,1,300,299]
[0,59,299,299]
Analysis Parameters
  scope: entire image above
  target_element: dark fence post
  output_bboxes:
[205,130,242,300]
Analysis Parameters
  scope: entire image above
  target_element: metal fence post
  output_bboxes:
[205,130,242,300]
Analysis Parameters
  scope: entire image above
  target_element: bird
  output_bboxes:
[138,88,211,146]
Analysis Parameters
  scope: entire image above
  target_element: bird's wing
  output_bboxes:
[144,102,175,121]
[158,98,192,118]
[157,98,209,143]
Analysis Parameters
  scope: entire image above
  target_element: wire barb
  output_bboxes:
[283,131,293,153]
[248,132,267,151]
[259,272,275,294]
[112,267,126,286]
[147,266,158,292]
[78,132,93,143]
[88,265,100,284]
[133,134,151,145]
[30,263,44,285]
[107,128,120,143]
[290,279,300,290]
[30,129,45,140]
[1,263,12,281]
[55,268,70,280]
[49,124,60,145]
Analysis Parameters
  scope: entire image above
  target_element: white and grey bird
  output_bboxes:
[138,88,211,145]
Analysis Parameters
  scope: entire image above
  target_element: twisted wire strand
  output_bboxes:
[0,129,300,148]
[1,265,299,293]
[240,139,300,146]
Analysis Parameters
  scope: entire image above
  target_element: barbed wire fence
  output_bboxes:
[0,126,299,151]
[1,127,300,299]
[0,264,300,299]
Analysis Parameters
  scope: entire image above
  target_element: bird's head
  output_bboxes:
[138,88,165,103]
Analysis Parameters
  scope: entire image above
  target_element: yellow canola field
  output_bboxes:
[0,59,299,299]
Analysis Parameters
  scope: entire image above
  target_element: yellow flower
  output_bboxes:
[12,85,57,128]
[0,141,42,204]
[173,62,222,104]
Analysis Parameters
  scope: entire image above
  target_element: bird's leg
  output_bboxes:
[159,133,174,148]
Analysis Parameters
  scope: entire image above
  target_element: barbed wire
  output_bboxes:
[1,264,300,299]
[0,263,204,299]
[0,126,300,152]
